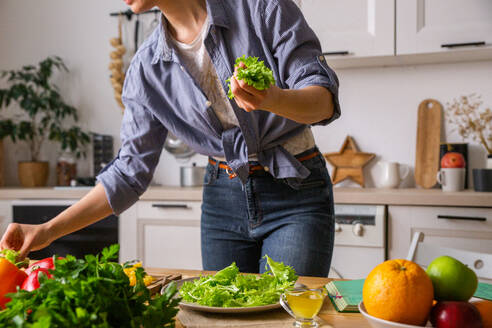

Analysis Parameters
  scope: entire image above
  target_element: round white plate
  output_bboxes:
[164,277,282,314]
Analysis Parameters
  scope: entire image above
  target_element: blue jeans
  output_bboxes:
[201,148,335,277]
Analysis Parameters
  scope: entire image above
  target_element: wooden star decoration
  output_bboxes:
[323,136,375,187]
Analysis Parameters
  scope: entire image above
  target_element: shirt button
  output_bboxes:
[180,65,185,71]
[263,166,270,172]
[205,100,212,107]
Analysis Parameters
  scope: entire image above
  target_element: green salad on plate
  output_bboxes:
[179,255,297,308]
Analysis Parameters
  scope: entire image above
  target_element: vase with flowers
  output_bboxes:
[445,94,492,191]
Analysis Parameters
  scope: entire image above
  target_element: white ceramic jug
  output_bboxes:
[377,161,410,189]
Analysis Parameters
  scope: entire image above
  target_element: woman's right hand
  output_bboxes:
[0,223,53,259]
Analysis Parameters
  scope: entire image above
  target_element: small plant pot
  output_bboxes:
[18,161,49,187]
[473,169,492,192]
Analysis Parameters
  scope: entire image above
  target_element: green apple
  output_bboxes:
[426,255,478,301]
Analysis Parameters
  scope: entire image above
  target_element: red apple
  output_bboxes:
[441,152,466,168]
[430,301,483,328]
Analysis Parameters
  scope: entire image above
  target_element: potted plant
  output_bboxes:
[0,56,90,187]
[445,94,492,191]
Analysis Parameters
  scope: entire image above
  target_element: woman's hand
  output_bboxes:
[229,63,281,113]
[0,223,53,259]
[230,64,334,124]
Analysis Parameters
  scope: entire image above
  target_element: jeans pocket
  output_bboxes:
[298,179,326,190]
[203,164,217,186]
[283,174,327,190]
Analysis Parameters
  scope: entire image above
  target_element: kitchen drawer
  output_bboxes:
[393,206,492,230]
[389,206,492,260]
[136,201,201,220]
[138,220,201,269]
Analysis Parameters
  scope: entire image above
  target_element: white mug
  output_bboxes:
[436,168,465,192]
[377,161,410,189]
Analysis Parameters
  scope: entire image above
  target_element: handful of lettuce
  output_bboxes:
[227,55,276,99]
[179,255,297,307]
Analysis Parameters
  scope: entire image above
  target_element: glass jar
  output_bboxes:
[56,151,77,186]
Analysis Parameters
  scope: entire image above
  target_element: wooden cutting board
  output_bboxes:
[415,99,442,189]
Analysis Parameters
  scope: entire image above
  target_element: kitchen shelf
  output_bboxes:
[0,187,491,207]
[325,47,492,70]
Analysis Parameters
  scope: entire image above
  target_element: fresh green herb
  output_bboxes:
[226,55,276,99]
[0,249,29,268]
[0,244,180,328]
[180,255,297,307]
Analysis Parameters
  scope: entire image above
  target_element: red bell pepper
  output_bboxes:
[25,256,58,275]
[21,268,53,291]
[22,256,60,291]
[0,250,28,309]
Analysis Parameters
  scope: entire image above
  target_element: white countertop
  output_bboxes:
[0,186,491,207]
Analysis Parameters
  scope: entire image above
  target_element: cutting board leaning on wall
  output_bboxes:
[415,99,442,189]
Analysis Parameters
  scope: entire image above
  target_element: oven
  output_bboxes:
[12,200,119,260]
[329,204,387,279]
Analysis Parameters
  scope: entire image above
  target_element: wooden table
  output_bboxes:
[146,268,370,328]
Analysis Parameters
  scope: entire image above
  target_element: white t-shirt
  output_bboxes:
[170,17,315,160]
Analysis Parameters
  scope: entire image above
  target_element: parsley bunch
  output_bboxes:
[0,245,180,328]
[227,55,276,99]
[180,255,297,307]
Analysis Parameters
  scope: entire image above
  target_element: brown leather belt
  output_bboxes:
[208,151,320,179]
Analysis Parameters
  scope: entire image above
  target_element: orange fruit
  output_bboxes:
[471,299,492,328]
[363,259,434,326]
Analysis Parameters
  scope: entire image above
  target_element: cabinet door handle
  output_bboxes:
[441,41,486,48]
[322,51,350,56]
[437,215,486,222]
[152,204,190,209]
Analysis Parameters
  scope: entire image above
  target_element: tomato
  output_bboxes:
[0,258,28,308]
[21,268,53,292]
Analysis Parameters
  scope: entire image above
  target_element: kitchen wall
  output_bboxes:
[1,1,491,188]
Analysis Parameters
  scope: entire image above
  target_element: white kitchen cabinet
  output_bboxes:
[133,201,202,270]
[298,0,395,57]
[0,200,12,236]
[388,205,492,261]
[396,0,492,55]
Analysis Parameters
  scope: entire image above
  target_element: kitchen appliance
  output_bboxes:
[180,163,206,187]
[329,204,386,279]
[12,200,118,260]
[91,133,114,177]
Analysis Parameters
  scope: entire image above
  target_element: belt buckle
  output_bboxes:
[225,167,237,179]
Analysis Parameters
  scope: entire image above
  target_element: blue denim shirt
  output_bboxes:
[97,0,341,215]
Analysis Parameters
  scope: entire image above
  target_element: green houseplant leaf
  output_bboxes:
[0,56,90,162]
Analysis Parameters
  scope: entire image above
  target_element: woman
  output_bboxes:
[0,0,340,276]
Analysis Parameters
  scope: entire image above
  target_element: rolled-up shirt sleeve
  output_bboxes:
[97,61,167,215]
[262,0,341,126]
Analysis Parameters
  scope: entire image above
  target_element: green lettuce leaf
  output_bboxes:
[180,256,296,308]
[226,55,276,99]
